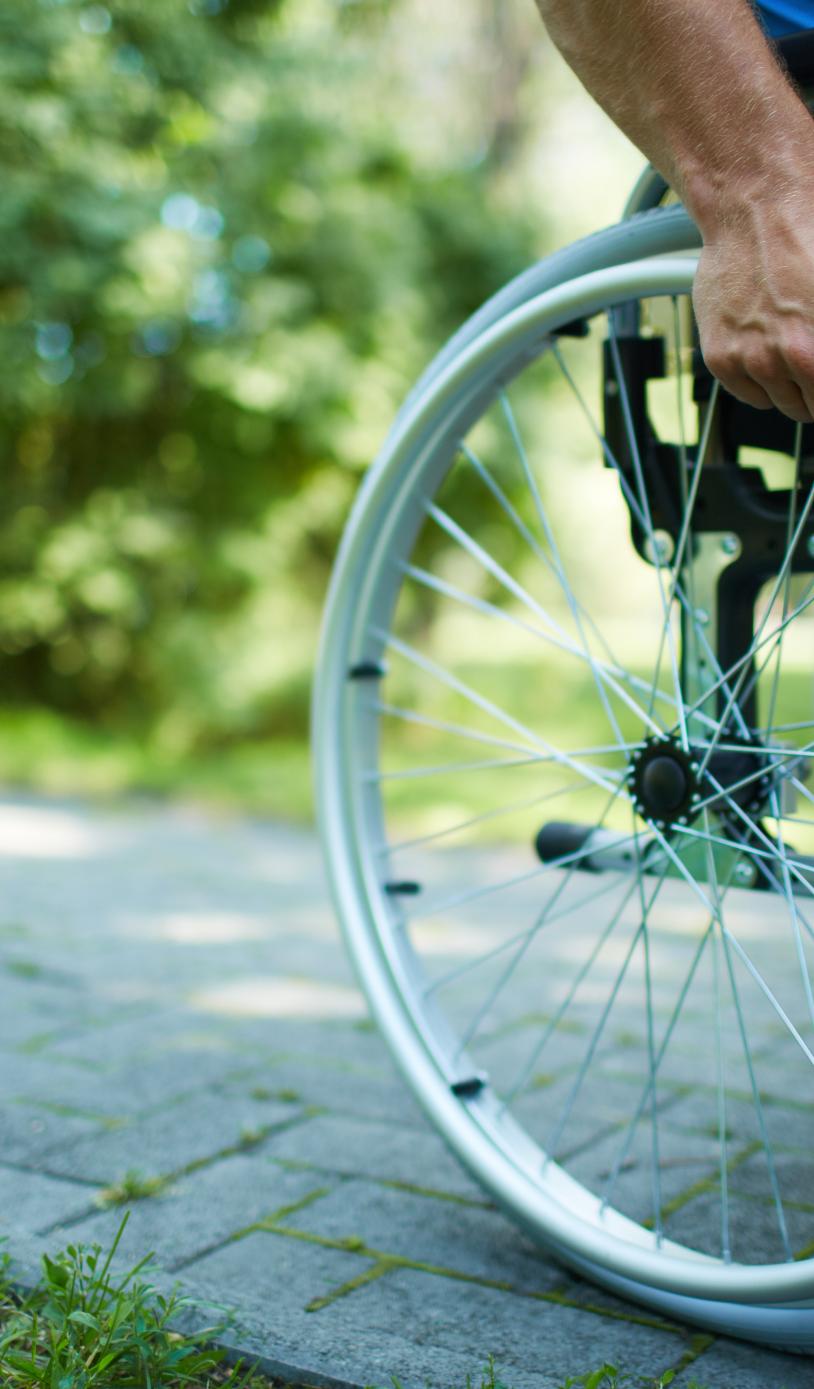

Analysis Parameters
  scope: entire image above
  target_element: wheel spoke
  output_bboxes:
[377,701,548,759]
[704,818,731,1263]
[765,784,814,1030]
[681,574,814,733]
[696,480,814,775]
[465,439,703,731]
[554,338,744,741]
[370,755,552,783]
[721,925,801,1262]
[546,919,646,1164]
[499,875,641,1107]
[601,918,714,1214]
[761,424,803,747]
[722,928,814,1070]
[689,748,802,817]
[424,872,630,1001]
[372,743,643,783]
[411,819,646,922]
[453,780,629,1056]
[633,811,664,1241]
[651,379,720,724]
[607,329,688,748]
[673,820,814,903]
[500,389,627,750]
[383,777,593,856]
[374,627,625,798]
[703,774,814,912]
[420,506,664,738]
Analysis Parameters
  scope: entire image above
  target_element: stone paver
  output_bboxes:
[264,1112,487,1200]
[0,795,811,1388]
[281,1178,561,1291]
[3,1100,106,1164]
[180,1234,498,1389]
[1,1044,251,1117]
[34,1090,301,1184]
[44,1158,326,1272]
[218,1056,429,1128]
[671,1337,814,1388]
[0,1165,98,1233]
[314,1268,683,1388]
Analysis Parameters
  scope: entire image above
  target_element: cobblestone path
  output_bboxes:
[0,796,809,1388]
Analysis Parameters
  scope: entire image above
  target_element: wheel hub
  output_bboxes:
[641,754,689,816]
[630,739,697,830]
[704,737,771,817]
[629,734,771,832]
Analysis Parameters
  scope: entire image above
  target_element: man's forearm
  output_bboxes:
[537,0,814,422]
[536,0,814,239]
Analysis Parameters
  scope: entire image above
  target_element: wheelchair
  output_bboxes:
[313,29,814,1349]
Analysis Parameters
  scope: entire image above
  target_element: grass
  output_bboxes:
[0,1214,270,1387]
[96,1171,172,1207]
[0,668,605,838]
[0,677,608,835]
[0,706,313,821]
[0,1218,712,1389]
[7,654,814,850]
[556,1372,703,1389]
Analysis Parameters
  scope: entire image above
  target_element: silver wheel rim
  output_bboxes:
[315,256,814,1309]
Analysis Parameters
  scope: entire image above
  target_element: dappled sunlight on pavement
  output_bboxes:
[0,800,106,858]
[118,911,269,945]
[187,975,366,1020]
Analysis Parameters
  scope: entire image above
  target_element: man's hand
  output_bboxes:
[536,0,814,425]
[693,193,814,423]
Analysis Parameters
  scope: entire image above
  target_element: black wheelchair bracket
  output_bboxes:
[603,331,814,727]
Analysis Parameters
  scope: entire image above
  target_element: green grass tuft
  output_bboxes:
[555,1367,710,1388]
[557,1367,674,1388]
[250,1087,301,1105]
[97,1170,171,1207]
[5,962,43,981]
[238,1126,268,1150]
[0,1213,268,1386]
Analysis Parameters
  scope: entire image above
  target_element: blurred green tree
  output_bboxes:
[0,0,539,766]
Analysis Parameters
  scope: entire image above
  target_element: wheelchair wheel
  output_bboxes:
[314,231,814,1346]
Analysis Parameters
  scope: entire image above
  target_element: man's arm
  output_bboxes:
[536,0,814,422]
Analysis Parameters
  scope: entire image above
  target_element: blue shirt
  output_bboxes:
[758,3,814,36]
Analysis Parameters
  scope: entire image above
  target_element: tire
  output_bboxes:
[313,229,814,1347]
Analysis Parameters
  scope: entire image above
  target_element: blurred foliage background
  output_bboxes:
[1,0,639,816]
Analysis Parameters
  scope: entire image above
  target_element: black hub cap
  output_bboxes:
[629,733,771,832]
[641,755,688,816]
[630,738,697,830]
